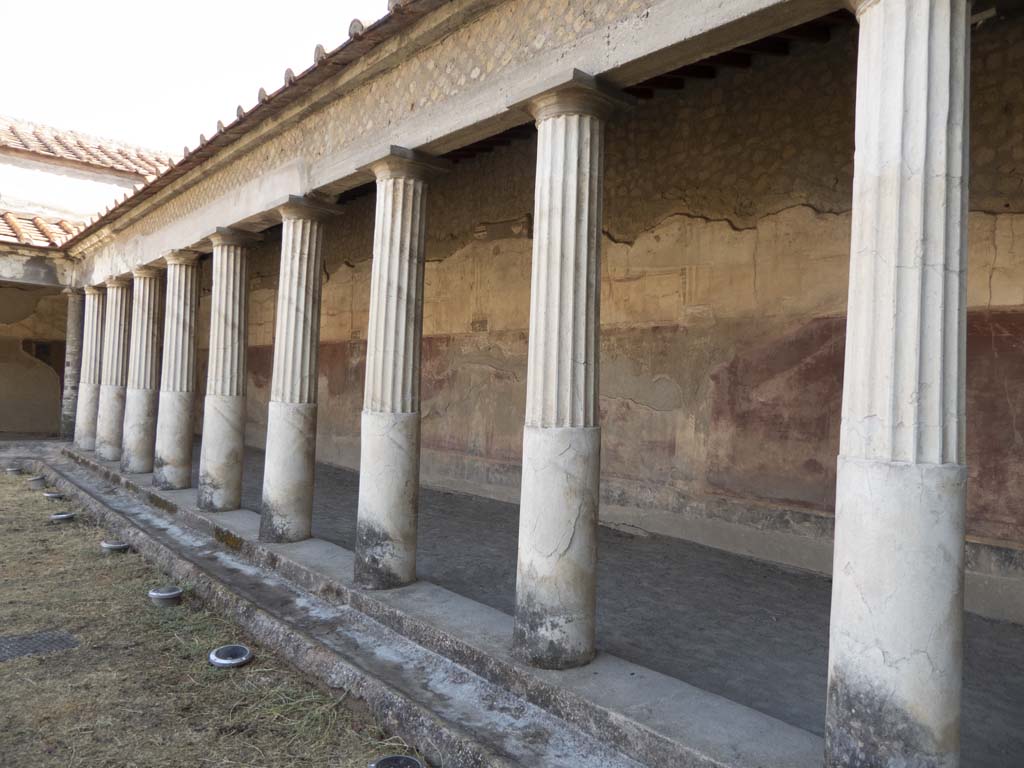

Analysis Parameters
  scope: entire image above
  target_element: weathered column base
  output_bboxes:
[153,390,196,490]
[259,401,317,543]
[355,410,420,590]
[513,425,600,670]
[826,456,966,768]
[197,394,246,512]
[120,388,158,473]
[73,382,101,451]
[95,384,127,461]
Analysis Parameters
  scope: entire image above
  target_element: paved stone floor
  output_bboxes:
[203,445,1024,767]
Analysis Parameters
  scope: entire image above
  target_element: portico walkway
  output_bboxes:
[211,444,1024,768]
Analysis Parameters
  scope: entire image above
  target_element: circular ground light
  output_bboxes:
[43,491,65,501]
[5,467,22,475]
[148,586,183,607]
[370,757,424,768]
[208,644,254,669]
[28,476,46,490]
[50,512,75,523]
[101,541,130,554]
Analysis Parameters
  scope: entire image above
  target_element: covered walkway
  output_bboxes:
[212,444,1024,767]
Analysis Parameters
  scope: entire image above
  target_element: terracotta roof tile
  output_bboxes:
[0,115,176,179]
[0,210,84,248]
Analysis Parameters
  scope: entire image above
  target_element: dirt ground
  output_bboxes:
[0,470,419,768]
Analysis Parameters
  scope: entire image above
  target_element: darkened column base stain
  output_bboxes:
[354,521,415,590]
[825,669,957,768]
[257,502,306,544]
[513,596,595,670]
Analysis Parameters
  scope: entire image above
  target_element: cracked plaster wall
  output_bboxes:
[187,19,1024,545]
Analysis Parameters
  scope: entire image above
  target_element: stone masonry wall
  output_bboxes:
[191,19,1024,545]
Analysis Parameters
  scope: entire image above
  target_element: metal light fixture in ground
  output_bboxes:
[5,466,21,475]
[27,475,46,490]
[50,511,75,523]
[101,541,130,554]
[369,757,424,768]
[43,491,65,501]
[208,644,254,668]
[148,586,183,606]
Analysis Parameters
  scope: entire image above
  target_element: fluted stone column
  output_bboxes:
[355,150,444,589]
[73,286,105,450]
[95,276,132,461]
[154,251,201,490]
[259,200,329,543]
[60,288,85,439]
[826,2,970,766]
[120,266,163,473]
[198,230,256,512]
[513,78,622,669]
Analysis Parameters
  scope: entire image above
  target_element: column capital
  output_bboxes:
[208,227,262,248]
[844,0,881,18]
[62,286,83,296]
[105,275,130,289]
[132,265,160,279]
[276,195,342,222]
[517,70,631,123]
[164,249,201,266]
[84,284,105,295]
[366,146,449,182]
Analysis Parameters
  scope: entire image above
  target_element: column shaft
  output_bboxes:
[827,2,970,766]
[355,158,430,589]
[121,267,163,472]
[198,232,251,511]
[60,288,85,439]
[73,286,105,450]
[259,209,326,543]
[154,252,201,490]
[95,277,132,461]
[514,83,616,670]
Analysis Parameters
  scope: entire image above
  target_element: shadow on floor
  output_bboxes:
[205,444,1024,767]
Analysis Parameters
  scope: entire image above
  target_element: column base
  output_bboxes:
[513,425,600,670]
[826,456,966,768]
[73,381,100,451]
[259,401,317,543]
[120,388,158,473]
[197,394,246,512]
[95,384,127,461]
[153,390,197,490]
[354,410,420,590]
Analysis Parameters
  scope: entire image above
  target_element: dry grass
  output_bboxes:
[0,471,419,768]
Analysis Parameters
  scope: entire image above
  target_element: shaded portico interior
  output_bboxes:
[179,442,1024,768]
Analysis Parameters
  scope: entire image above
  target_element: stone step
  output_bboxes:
[30,454,644,768]
[53,447,825,768]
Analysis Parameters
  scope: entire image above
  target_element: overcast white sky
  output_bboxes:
[2,0,389,154]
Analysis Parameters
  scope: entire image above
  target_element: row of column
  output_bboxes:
[59,1,971,762]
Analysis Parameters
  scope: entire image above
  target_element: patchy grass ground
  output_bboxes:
[0,470,418,767]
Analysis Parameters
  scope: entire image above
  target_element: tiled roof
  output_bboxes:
[0,115,176,179]
[0,210,83,248]
[62,0,449,250]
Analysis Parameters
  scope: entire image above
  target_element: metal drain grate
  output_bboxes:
[0,630,78,662]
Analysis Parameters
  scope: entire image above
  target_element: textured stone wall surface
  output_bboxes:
[188,19,1024,544]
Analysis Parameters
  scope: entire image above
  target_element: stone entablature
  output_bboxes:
[66,0,837,284]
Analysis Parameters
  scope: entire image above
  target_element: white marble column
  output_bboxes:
[60,288,84,439]
[198,229,255,512]
[154,251,201,490]
[95,276,132,461]
[73,285,105,451]
[120,266,163,473]
[513,78,622,669]
[826,2,970,766]
[259,200,329,543]
[354,150,444,589]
